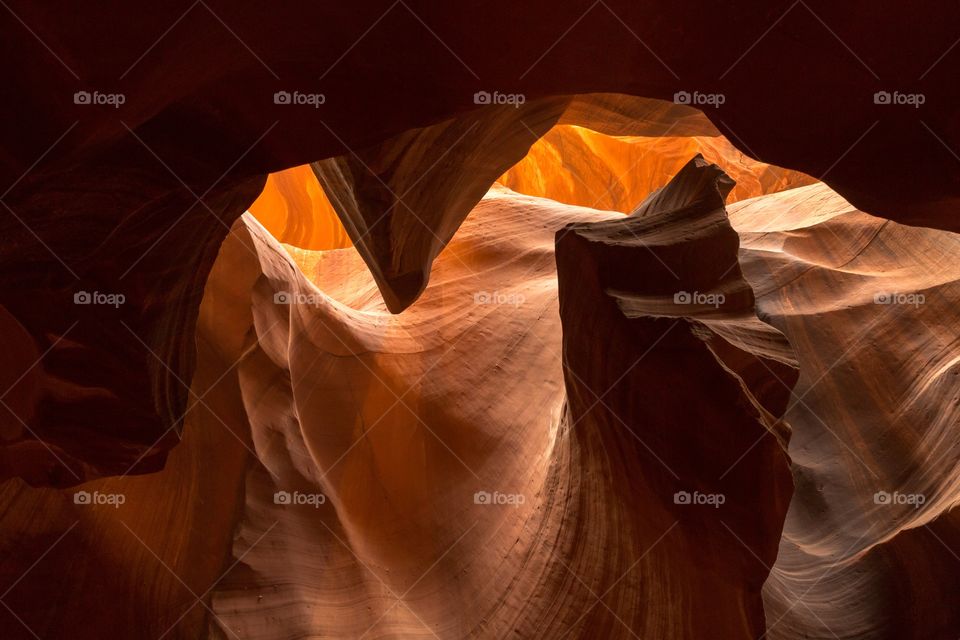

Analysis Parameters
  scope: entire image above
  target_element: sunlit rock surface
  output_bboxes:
[729,186,960,639]
[248,164,351,251]
[219,166,960,639]
[306,95,717,313]
[499,125,816,210]
[183,157,788,639]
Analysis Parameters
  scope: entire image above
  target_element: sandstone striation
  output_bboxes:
[3,6,960,635]
[2,141,958,637]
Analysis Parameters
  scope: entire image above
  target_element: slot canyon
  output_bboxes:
[1,3,959,639]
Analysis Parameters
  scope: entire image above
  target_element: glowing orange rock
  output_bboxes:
[498,125,816,211]
[247,164,351,251]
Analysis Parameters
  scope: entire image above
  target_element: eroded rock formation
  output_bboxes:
[729,185,960,638]
[3,4,960,637]
[553,156,794,637]
[210,156,793,639]
[6,125,958,636]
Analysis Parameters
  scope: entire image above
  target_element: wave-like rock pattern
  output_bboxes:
[2,147,959,637]
[203,157,793,639]
[5,0,960,491]
[2,5,960,636]
[207,168,960,640]
[728,185,960,638]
